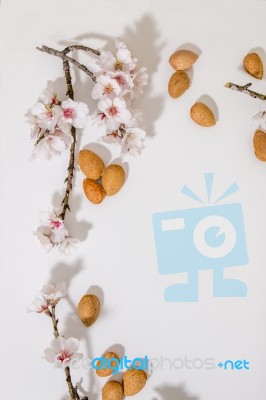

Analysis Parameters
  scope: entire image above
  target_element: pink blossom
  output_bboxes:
[59,99,89,129]
[98,97,131,130]
[44,337,83,368]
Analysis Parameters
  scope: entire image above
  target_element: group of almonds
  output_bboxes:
[78,294,147,400]
[78,149,125,204]
[168,49,216,127]
[243,51,266,162]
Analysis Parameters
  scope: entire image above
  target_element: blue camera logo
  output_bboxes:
[152,173,248,302]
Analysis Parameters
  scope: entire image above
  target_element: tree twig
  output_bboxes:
[225,82,266,100]
[37,45,96,82]
[51,305,81,400]
[62,44,100,56]
[59,59,76,220]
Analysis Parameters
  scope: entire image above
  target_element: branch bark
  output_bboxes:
[37,45,97,82]
[59,59,76,220]
[37,44,99,220]
[225,82,266,100]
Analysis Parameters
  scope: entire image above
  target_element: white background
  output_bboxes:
[1,0,266,399]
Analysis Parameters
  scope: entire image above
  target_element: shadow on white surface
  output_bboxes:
[83,142,112,167]
[52,191,93,241]
[102,343,125,360]
[154,384,200,400]
[124,14,165,138]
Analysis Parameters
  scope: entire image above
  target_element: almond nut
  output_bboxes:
[102,381,123,400]
[78,294,100,327]
[168,71,190,99]
[190,102,216,127]
[243,53,263,79]
[253,129,266,161]
[96,352,120,377]
[102,164,125,196]
[83,179,106,204]
[78,149,105,180]
[169,49,198,70]
[123,369,147,396]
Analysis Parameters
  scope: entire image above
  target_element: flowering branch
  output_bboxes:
[51,306,77,400]
[28,39,148,254]
[225,82,266,100]
[29,282,88,400]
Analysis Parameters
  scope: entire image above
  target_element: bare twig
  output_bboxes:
[37,45,96,82]
[62,44,100,56]
[225,82,266,101]
[59,59,76,220]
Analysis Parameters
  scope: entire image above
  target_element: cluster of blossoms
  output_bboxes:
[33,209,79,255]
[29,282,83,368]
[26,84,89,160]
[28,281,67,314]
[88,39,148,162]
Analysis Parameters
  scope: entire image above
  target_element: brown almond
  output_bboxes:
[78,149,105,180]
[78,294,100,327]
[169,49,198,70]
[96,352,120,377]
[253,129,266,161]
[83,179,106,204]
[102,381,123,400]
[123,369,147,396]
[243,53,263,79]
[102,164,125,196]
[168,71,190,99]
[190,102,216,127]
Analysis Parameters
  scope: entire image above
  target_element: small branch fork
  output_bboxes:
[36,44,100,221]
[225,82,266,101]
[37,45,99,82]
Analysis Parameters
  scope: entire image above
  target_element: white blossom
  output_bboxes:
[130,67,148,99]
[252,109,266,130]
[28,295,50,314]
[58,237,79,256]
[40,282,67,305]
[59,99,89,129]
[98,97,131,130]
[91,75,121,100]
[33,210,78,255]
[44,337,83,368]
[121,126,146,162]
[32,130,73,160]
[101,130,122,145]
[40,83,59,105]
[30,103,62,132]
[107,71,133,97]
[114,39,136,72]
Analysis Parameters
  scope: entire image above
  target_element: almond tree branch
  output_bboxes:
[37,45,97,82]
[225,82,266,100]
[59,59,76,221]
[36,44,99,221]
[51,305,81,400]
[62,44,100,56]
